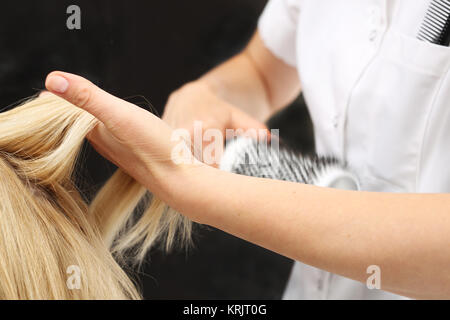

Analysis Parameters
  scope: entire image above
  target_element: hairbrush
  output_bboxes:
[220,137,359,190]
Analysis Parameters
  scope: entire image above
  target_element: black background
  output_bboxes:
[0,1,314,299]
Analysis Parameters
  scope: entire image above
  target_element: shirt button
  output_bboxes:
[367,5,380,19]
[332,115,339,128]
[367,5,382,42]
[368,29,378,41]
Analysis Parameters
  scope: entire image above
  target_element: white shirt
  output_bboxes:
[258,0,450,299]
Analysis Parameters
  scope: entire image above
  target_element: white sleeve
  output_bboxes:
[257,0,301,67]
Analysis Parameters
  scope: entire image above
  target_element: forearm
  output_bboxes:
[199,53,272,122]
[195,31,301,122]
[164,164,450,299]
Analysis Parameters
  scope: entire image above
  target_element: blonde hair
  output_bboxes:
[0,94,191,299]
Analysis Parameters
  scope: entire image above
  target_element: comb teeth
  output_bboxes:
[417,0,450,45]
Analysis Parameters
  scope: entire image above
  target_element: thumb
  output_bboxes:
[45,71,140,134]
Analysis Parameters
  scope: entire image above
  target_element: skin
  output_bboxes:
[45,32,450,299]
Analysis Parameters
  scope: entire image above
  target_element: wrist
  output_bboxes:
[153,159,210,223]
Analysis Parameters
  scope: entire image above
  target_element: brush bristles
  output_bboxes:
[220,137,359,190]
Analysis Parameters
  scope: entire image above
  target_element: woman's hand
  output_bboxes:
[163,81,268,166]
[45,71,198,199]
[163,80,268,142]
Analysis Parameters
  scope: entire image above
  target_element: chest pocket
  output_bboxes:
[346,28,450,192]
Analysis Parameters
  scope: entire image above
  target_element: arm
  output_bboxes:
[45,72,450,299]
[200,31,301,121]
[170,165,450,300]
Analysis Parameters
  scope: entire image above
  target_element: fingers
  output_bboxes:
[45,71,137,130]
[230,107,268,130]
[38,91,52,98]
[230,107,271,141]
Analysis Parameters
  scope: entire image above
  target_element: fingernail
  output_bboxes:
[46,75,69,93]
[38,91,52,98]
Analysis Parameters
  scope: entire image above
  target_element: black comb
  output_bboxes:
[417,0,450,46]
